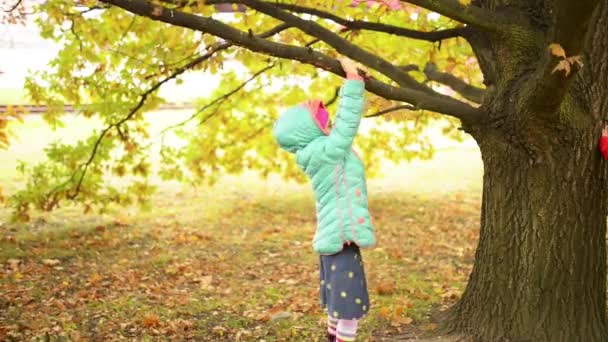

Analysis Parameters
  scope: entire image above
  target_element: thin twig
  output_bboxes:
[218,126,266,149]
[118,16,137,42]
[69,20,84,51]
[2,0,23,12]
[365,104,417,118]
[159,64,275,135]
[77,5,111,14]
[325,87,340,107]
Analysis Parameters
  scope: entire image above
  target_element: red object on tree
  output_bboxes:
[599,137,608,160]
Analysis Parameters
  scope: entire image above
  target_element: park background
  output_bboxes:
[1,18,483,341]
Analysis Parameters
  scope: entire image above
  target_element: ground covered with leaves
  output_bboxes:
[0,170,480,341]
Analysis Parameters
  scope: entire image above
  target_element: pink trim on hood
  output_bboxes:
[316,107,329,131]
[302,100,330,135]
[300,99,363,160]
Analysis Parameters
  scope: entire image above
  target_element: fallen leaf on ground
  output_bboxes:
[376,282,396,295]
[42,259,61,266]
[391,316,413,326]
[142,314,161,328]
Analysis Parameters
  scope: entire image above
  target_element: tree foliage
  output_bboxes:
[4,0,484,220]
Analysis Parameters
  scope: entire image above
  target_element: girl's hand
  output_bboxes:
[603,125,608,137]
[339,57,363,79]
[339,57,358,75]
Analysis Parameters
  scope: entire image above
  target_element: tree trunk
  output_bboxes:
[444,2,608,340]
[447,134,608,341]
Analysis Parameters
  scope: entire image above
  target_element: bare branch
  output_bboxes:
[365,104,417,118]
[367,80,481,121]
[423,63,484,103]
[2,0,22,12]
[401,0,524,32]
[99,0,482,122]
[400,64,420,72]
[206,0,466,42]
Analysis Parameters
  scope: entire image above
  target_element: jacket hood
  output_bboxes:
[273,100,329,153]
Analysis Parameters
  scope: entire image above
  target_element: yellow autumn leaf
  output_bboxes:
[567,55,584,68]
[142,314,161,328]
[42,259,61,266]
[88,273,103,285]
[552,59,571,76]
[549,43,566,58]
[391,316,414,327]
[379,306,391,318]
[393,305,404,316]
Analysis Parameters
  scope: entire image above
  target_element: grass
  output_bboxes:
[0,114,483,341]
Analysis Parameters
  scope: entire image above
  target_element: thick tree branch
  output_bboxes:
[400,64,420,72]
[423,63,484,103]
[401,0,523,32]
[552,0,598,55]
[99,0,482,123]
[220,0,428,91]
[206,0,466,42]
[523,1,598,116]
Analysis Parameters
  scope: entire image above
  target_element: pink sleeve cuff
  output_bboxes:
[346,72,363,81]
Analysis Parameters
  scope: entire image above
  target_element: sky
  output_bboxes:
[0,20,221,102]
[0,21,57,88]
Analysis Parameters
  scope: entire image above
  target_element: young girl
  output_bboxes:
[273,58,376,342]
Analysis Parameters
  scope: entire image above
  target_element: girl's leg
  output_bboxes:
[327,314,338,341]
[327,314,338,336]
[336,319,359,342]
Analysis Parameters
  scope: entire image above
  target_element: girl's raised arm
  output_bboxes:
[323,58,365,160]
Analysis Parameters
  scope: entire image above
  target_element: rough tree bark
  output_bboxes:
[446,1,608,340]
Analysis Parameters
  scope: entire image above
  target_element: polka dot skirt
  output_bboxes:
[319,243,370,320]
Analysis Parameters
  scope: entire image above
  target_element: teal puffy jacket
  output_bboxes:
[273,80,376,255]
